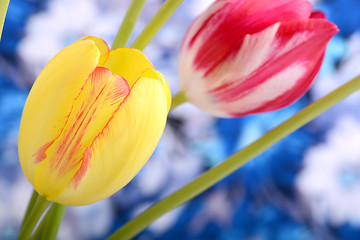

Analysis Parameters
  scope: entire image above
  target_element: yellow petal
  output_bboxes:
[80,36,110,65]
[18,39,101,188]
[100,48,154,87]
[33,67,129,200]
[54,69,171,205]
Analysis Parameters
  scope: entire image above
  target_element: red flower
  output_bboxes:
[179,0,339,117]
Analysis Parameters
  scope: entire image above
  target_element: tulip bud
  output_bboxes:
[179,0,339,117]
[18,36,171,206]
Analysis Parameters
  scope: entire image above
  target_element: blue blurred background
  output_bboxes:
[1,0,360,239]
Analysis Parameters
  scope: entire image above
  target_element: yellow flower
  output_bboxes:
[18,36,171,206]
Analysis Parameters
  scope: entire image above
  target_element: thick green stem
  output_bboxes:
[31,203,66,240]
[0,0,10,41]
[20,190,39,229]
[111,0,147,50]
[170,91,187,110]
[107,74,360,240]
[131,0,184,50]
[17,195,51,240]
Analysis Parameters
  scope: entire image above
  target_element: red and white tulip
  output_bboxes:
[178,0,339,117]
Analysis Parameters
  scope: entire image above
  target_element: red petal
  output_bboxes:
[189,0,313,75]
[209,18,338,116]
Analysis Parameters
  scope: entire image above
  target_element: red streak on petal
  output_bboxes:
[209,18,338,105]
[188,7,223,48]
[31,66,96,165]
[53,74,109,174]
[73,147,91,189]
[229,52,325,117]
[33,141,54,163]
[310,11,326,19]
[55,89,105,166]
[69,75,132,188]
[32,66,129,191]
[191,0,313,75]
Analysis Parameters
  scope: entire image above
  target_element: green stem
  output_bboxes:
[131,0,184,50]
[111,0,147,50]
[17,194,51,240]
[170,91,187,110]
[0,0,10,41]
[107,74,360,240]
[31,203,66,240]
[20,190,39,229]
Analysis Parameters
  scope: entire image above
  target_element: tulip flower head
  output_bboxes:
[179,0,339,117]
[18,36,171,206]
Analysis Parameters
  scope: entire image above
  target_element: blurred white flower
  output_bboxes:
[189,189,233,233]
[184,0,215,16]
[17,0,127,80]
[59,200,113,240]
[296,115,360,226]
[0,176,32,228]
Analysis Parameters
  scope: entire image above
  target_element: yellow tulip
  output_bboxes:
[18,36,171,206]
